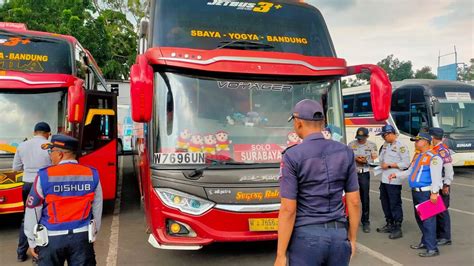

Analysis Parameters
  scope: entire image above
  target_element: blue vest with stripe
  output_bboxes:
[37,163,100,231]
[408,151,435,188]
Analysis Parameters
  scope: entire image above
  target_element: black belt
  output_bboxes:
[309,221,347,229]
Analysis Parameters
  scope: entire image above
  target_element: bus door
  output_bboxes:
[79,91,118,200]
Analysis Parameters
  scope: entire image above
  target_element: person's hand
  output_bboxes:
[28,247,38,259]
[430,193,438,204]
[381,162,389,169]
[274,254,287,266]
[442,186,450,195]
[350,240,356,260]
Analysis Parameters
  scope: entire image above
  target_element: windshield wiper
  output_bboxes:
[216,40,275,50]
[183,159,257,180]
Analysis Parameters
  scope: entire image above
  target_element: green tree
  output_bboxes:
[358,54,414,82]
[458,58,474,81]
[0,0,138,79]
[414,66,437,79]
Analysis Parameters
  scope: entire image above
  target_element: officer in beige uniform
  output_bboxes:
[376,125,410,239]
[348,127,377,233]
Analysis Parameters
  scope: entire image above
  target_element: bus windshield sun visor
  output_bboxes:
[216,40,275,51]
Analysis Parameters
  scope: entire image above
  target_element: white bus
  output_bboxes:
[343,79,474,166]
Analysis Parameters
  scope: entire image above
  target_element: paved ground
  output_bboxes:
[1,156,473,266]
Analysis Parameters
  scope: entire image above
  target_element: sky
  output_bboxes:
[305,0,473,74]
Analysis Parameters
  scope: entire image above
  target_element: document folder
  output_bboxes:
[415,196,446,221]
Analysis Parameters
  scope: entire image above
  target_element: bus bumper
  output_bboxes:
[452,152,474,166]
[147,189,279,249]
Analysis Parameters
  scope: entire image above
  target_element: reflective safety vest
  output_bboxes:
[408,151,436,188]
[432,143,452,165]
[38,163,99,231]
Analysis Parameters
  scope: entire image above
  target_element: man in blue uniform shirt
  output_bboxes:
[274,99,360,266]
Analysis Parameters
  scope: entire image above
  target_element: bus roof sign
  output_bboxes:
[0,22,27,30]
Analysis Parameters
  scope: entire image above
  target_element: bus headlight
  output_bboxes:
[155,188,215,215]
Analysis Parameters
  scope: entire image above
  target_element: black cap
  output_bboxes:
[41,134,79,151]
[288,99,325,122]
[376,125,397,136]
[34,122,51,133]
[429,127,444,139]
[355,127,369,139]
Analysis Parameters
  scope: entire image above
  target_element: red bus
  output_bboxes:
[0,22,118,215]
[130,0,391,250]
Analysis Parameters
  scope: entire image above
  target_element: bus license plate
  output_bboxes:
[464,161,474,166]
[249,218,278,232]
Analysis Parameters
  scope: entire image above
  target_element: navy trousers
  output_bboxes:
[379,183,403,223]
[436,192,451,240]
[358,172,370,225]
[412,191,438,252]
[17,182,33,256]
[37,232,96,266]
[288,223,351,266]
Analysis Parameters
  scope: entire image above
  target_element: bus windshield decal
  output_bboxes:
[0,34,72,74]
[206,1,283,13]
[217,81,293,92]
[445,92,471,102]
[191,30,308,45]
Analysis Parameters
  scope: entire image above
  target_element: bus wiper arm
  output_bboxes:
[183,159,257,180]
[216,40,275,50]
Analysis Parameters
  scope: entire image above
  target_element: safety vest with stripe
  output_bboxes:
[408,151,435,188]
[432,143,453,165]
[38,163,99,231]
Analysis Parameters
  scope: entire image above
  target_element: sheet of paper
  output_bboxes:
[372,166,382,176]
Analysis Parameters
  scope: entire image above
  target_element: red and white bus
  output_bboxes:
[130,0,392,250]
[0,22,118,215]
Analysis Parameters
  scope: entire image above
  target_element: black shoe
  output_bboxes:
[437,239,452,246]
[389,223,403,239]
[410,243,426,250]
[17,254,27,262]
[419,250,439,257]
[376,223,392,233]
[363,224,371,233]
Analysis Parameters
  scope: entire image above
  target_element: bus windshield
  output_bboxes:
[0,33,72,74]
[433,87,474,135]
[153,72,344,165]
[0,91,67,154]
[152,0,335,57]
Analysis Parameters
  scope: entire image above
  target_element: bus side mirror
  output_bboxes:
[130,55,154,123]
[67,80,85,123]
[432,99,440,115]
[346,64,392,121]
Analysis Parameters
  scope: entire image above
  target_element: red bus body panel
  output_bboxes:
[147,185,279,246]
[146,47,348,77]
[79,140,117,200]
[0,183,24,215]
